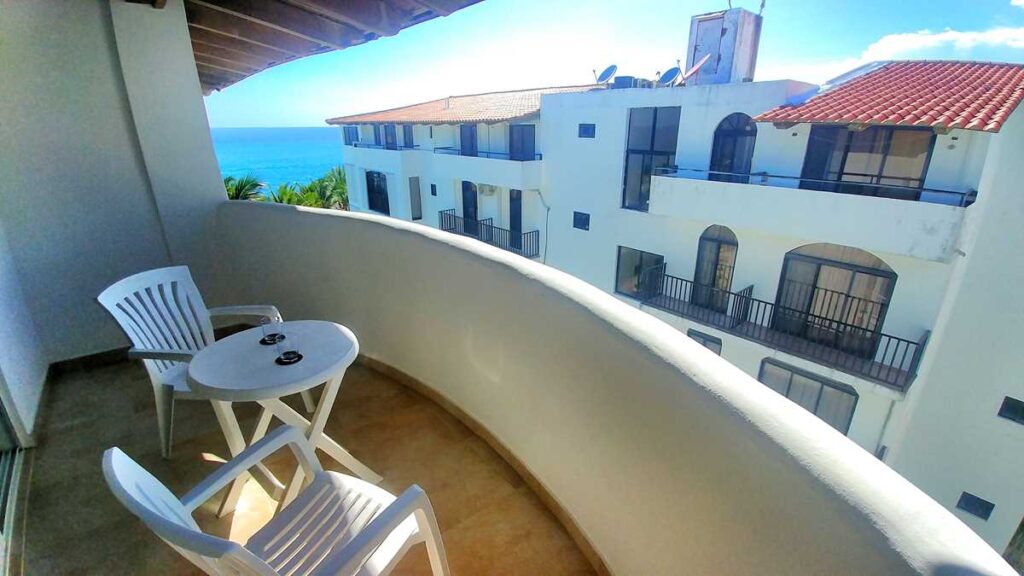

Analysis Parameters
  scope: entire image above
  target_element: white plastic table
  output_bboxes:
[188,320,381,515]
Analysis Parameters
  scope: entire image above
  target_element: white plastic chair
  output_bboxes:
[103,425,450,576]
[98,265,316,458]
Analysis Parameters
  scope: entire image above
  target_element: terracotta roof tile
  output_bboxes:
[754,61,1024,133]
[326,84,598,125]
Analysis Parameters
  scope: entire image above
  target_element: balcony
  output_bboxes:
[650,168,968,262]
[430,148,542,190]
[13,202,1013,575]
[438,209,540,258]
[343,142,425,175]
[433,147,543,161]
[637,263,928,391]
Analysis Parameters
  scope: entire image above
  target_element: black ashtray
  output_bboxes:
[260,333,285,346]
[275,351,303,365]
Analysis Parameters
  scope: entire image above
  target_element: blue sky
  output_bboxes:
[204,0,1024,128]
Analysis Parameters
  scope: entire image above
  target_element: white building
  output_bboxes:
[330,11,1024,561]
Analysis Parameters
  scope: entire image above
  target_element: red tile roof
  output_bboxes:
[326,85,598,125]
[754,61,1024,133]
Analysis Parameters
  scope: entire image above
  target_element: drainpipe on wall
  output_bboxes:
[535,189,552,264]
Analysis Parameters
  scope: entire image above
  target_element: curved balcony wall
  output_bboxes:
[213,201,1013,576]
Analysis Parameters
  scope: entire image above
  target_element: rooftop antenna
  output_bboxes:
[658,60,682,87]
[680,53,711,86]
[594,64,617,86]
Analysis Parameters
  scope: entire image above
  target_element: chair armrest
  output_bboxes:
[207,305,282,323]
[128,348,194,363]
[310,485,443,576]
[180,425,321,512]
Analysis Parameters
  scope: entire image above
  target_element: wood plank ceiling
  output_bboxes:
[173,0,481,94]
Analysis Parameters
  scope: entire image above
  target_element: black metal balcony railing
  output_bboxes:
[433,147,543,161]
[637,263,928,391]
[438,209,540,258]
[654,167,976,208]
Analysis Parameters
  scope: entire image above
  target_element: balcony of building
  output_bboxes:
[343,142,426,177]
[633,263,928,391]
[650,168,968,263]
[430,148,543,191]
[438,209,540,258]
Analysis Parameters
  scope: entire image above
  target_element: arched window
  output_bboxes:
[773,243,896,358]
[693,225,738,312]
[709,113,757,184]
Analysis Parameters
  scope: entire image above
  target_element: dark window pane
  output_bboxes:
[616,246,663,298]
[652,106,681,152]
[384,124,398,150]
[366,171,389,215]
[759,363,791,395]
[430,183,437,197]
[409,177,422,220]
[687,330,722,355]
[573,211,590,230]
[623,153,646,209]
[578,123,596,138]
[510,125,536,161]
[800,126,845,191]
[957,492,995,520]
[998,396,1024,425]
[758,360,858,434]
[817,385,858,433]
[402,125,414,148]
[627,107,655,149]
[460,124,477,156]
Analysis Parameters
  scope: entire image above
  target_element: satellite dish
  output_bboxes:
[659,66,681,87]
[680,53,711,85]
[595,64,617,84]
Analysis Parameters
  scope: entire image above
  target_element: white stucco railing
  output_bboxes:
[649,171,966,263]
[213,200,1014,576]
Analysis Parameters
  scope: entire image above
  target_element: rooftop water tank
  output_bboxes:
[686,7,763,85]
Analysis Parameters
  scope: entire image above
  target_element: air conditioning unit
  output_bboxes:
[478,184,498,196]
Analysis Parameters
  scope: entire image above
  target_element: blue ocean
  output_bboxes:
[210,127,345,190]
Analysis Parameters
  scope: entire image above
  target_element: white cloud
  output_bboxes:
[758,26,1024,84]
[1013,0,1024,8]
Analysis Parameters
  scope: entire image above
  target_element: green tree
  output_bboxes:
[267,183,306,205]
[223,174,264,201]
[264,167,349,210]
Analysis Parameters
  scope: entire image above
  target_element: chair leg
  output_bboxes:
[153,384,175,459]
[299,389,316,414]
[415,507,451,576]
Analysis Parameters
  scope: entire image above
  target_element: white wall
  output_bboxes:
[649,175,965,262]
[214,201,1015,576]
[0,220,47,444]
[0,0,173,362]
[109,0,226,289]
[884,111,1024,552]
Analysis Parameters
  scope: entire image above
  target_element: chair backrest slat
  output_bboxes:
[99,266,216,377]
[103,448,277,576]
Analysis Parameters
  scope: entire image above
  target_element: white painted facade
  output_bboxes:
[337,75,1023,555]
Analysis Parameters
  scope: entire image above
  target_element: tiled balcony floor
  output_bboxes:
[21,358,595,575]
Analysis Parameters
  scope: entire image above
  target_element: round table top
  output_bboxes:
[188,320,359,402]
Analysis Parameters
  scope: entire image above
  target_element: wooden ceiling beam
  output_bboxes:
[191,40,274,69]
[284,0,403,37]
[409,0,456,16]
[196,62,248,82]
[185,2,323,57]
[189,0,363,51]
[194,53,260,76]
[188,26,293,61]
